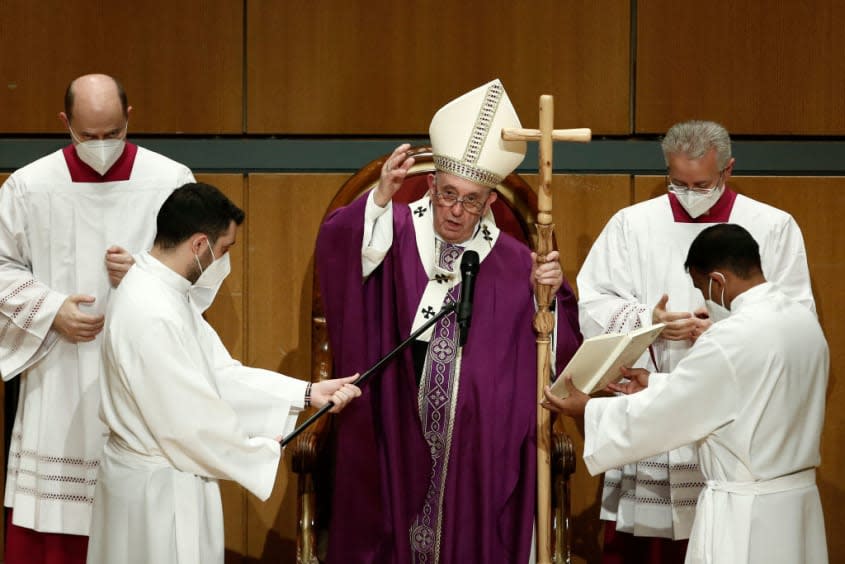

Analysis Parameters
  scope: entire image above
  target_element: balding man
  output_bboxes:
[0,74,194,564]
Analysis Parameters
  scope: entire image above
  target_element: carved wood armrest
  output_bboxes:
[292,312,334,476]
[552,429,576,479]
[293,407,332,564]
[551,428,576,563]
[290,409,332,475]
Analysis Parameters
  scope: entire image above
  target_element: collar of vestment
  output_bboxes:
[728,281,772,313]
[408,195,499,339]
[135,251,192,296]
[668,187,737,223]
[62,142,138,183]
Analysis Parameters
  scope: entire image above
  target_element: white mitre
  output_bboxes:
[429,79,527,188]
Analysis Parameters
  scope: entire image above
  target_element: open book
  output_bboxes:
[549,323,666,398]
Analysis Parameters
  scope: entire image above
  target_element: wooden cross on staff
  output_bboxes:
[502,95,590,564]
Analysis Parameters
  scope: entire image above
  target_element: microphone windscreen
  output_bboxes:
[460,250,480,275]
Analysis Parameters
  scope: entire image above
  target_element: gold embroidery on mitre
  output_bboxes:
[433,81,505,188]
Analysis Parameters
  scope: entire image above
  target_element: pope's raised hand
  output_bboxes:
[373,144,415,207]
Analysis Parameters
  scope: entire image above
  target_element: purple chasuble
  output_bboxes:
[316,193,582,564]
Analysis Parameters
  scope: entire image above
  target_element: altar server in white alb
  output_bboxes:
[85,182,361,564]
[0,73,195,564]
[546,223,828,564]
[575,120,815,561]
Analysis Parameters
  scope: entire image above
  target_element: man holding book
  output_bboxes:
[544,223,828,564]
[574,120,815,562]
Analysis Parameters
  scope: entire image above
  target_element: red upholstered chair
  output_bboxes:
[291,146,575,563]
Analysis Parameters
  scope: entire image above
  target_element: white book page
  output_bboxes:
[550,323,665,398]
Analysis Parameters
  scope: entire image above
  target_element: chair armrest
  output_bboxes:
[293,410,330,564]
[552,429,576,479]
[292,312,335,475]
[290,409,332,475]
[552,427,576,562]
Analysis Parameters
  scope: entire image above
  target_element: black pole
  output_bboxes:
[281,302,458,447]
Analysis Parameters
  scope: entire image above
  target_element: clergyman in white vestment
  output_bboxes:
[575,121,815,554]
[546,224,828,564]
[85,182,361,564]
[0,74,194,563]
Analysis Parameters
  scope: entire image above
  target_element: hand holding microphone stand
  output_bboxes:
[281,251,480,447]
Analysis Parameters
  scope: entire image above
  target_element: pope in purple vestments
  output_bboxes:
[315,79,582,564]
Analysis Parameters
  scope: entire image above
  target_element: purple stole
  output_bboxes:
[410,242,463,563]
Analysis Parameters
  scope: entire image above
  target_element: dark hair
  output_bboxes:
[684,224,762,279]
[154,183,245,249]
[64,75,128,120]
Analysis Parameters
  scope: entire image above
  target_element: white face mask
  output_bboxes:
[674,184,724,219]
[190,241,231,312]
[70,125,127,175]
[705,272,730,323]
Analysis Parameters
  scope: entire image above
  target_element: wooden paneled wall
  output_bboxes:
[4,2,845,135]
[246,0,630,134]
[0,0,631,135]
[0,0,845,135]
[3,1,844,135]
[636,1,845,134]
[0,1,243,133]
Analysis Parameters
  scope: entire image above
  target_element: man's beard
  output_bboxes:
[188,246,214,284]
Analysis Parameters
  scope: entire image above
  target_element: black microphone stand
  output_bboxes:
[280,301,459,447]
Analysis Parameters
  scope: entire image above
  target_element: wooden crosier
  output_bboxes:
[502,96,590,564]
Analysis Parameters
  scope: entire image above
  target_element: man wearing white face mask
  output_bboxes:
[702,272,731,324]
[0,73,194,564]
[576,120,815,562]
[86,183,362,564]
[188,229,233,313]
[545,223,829,564]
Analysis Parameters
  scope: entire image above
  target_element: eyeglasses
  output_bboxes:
[667,169,725,195]
[433,189,488,215]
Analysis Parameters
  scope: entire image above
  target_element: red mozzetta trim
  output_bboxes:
[668,188,737,223]
[61,142,138,182]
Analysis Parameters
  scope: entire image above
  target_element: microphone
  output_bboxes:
[457,250,479,347]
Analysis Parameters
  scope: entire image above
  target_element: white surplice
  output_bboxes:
[0,147,194,535]
[86,252,306,564]
[576,192,815,538]
[583,283,828,563]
